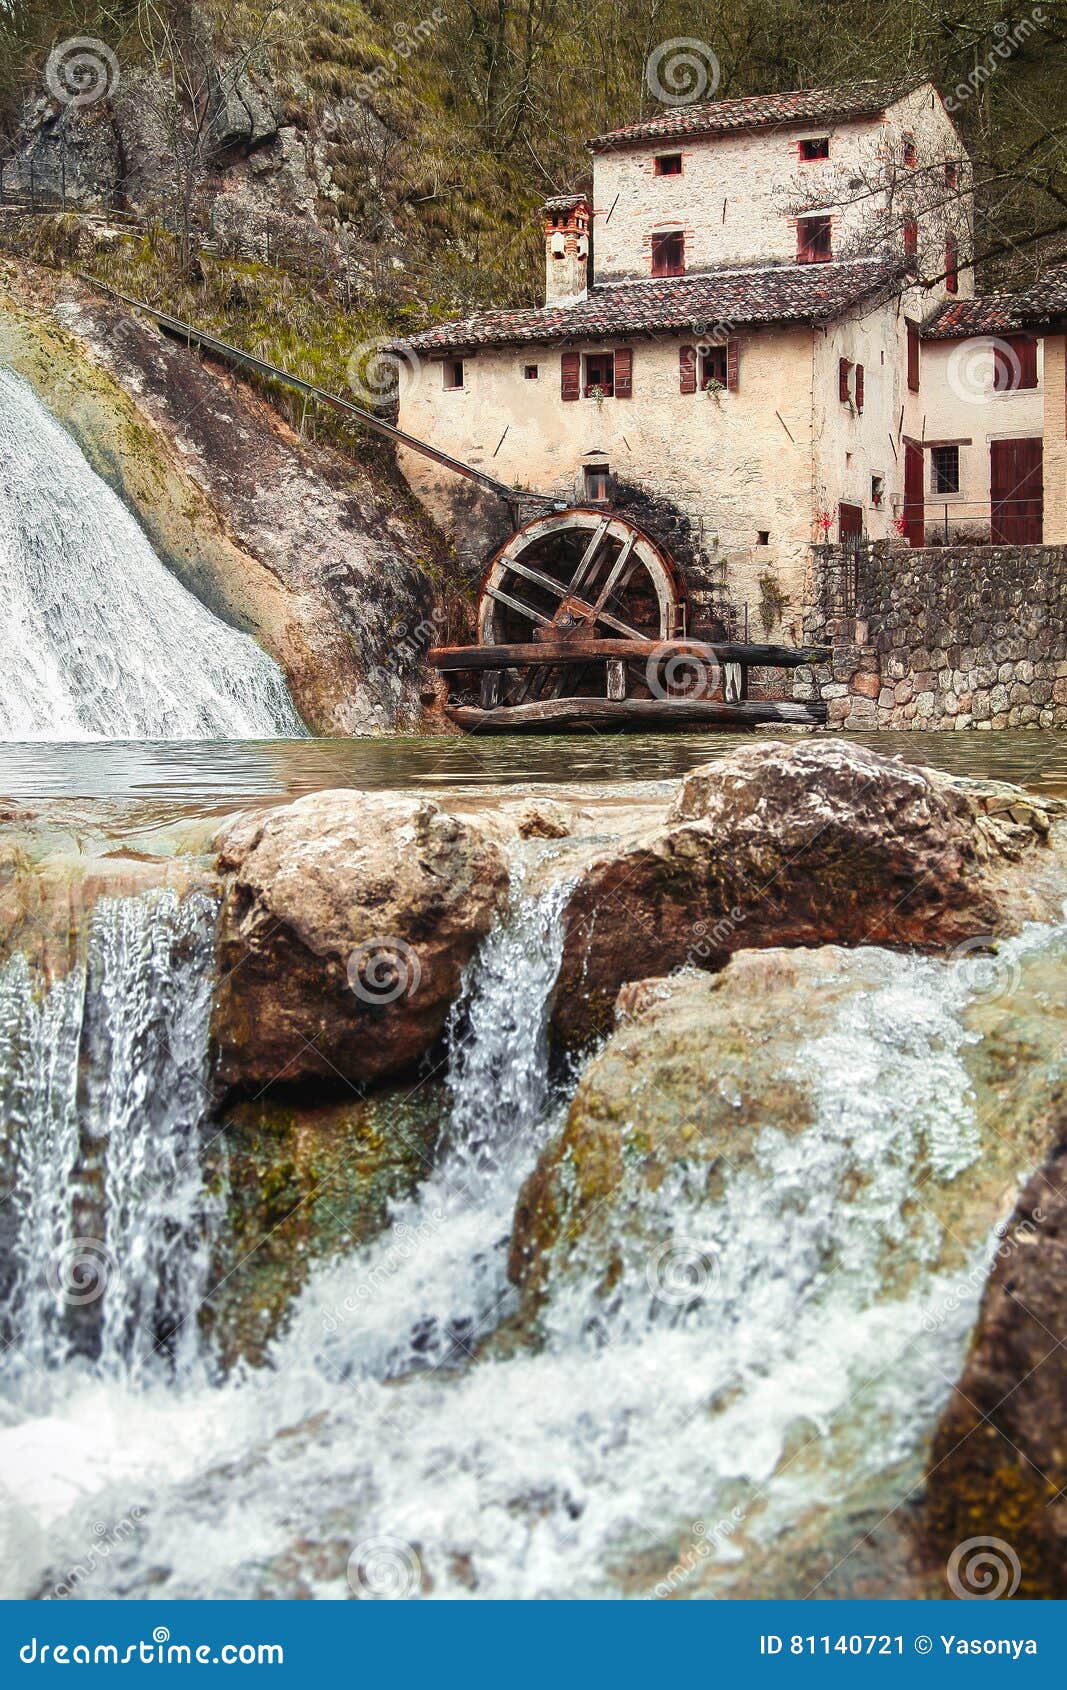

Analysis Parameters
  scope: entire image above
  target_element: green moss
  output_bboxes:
[202,1082,445,1369]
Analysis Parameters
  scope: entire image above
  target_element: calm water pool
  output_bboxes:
[0,730,1065,806]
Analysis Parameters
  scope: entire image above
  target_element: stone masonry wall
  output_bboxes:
[797,541,1067,730]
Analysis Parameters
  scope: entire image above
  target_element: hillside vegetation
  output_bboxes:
[1,0,1065,444]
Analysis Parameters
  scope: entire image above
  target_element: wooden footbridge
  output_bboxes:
[81,281,828,733]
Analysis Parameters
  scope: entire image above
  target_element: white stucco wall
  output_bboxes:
[590,83,971,312]
[915,337,1044,537]
[397,329,822,637]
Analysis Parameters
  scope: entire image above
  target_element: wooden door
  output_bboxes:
[903,439,924,546]
[838,502,863,539]
[990,438,1043,543]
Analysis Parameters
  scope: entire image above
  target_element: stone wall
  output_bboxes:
[798,540,1067,729]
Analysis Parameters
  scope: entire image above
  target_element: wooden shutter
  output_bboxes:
[615,347,633,398]
[726,338,740,391]
[1014,336,1038,390]
[561,350,580,401]
[906,322,920,392]
[839,357,852,403]
[679,345,697,394]
[855,363,864,411]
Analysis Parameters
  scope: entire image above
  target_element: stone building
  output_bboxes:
[392,78,1062,641]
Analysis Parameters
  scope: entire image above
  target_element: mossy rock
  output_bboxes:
[203,1082,444,1369]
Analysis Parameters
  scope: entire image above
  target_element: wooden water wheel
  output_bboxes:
[474,508,686,708]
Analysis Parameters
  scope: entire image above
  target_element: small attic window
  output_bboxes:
[799,137,829,161]
[443,358,465,390]
[524,363,539,380]
[651,231,685,276]
[902,133,917,166]
[584,463,611,501]
[655,153,683,176]
[945,162,959,190]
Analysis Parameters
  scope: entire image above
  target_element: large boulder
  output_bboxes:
[921,1133,1067,1599]
[211,792,508,1091]
[552,740,1067,1047]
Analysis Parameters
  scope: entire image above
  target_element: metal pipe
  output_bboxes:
[76,276,557,508]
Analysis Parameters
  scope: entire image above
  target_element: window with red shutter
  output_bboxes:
[797,216,832,263]
[651,232,684,276]
[995,336,1038,392]
[906,321,920,392]
[679,346,697,394]
[945,235,958,294]
[726,339,740,391]
[903,218,918,259]
[614,347,633,399]
[561,350,580,401]
[583,351,615,398]
[855,363,864,411]
[839,357,852,403]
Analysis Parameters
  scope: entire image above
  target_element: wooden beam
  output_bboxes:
[499,558,648,641]
[569,517,612,595]
[429,640,831,671]
[447,697,828,733]
[483,585,553,627]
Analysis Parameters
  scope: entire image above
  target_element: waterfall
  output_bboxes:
[0,368,305,740]
[296,866,573,1384]
[0,891,223,1385]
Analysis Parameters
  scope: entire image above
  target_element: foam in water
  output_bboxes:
[1,885,1063,1599]
[0,367,305,739]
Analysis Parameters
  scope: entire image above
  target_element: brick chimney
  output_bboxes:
[543,194,590,306]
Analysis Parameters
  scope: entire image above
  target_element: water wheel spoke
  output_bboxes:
[484,584,553,628]
[567,517,612,597]
[592,534,638,615]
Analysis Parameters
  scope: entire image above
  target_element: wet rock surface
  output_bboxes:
[211,791,509,1091]
[204,1083,444,1369]
[553,739,1067,1047]
[921,1130,1067,1599]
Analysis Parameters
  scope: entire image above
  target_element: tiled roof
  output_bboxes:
[392,259,906,352]
[1012,262,1067,329]
[588,78,920,152]
[542,193,589,212]
[920,296,1029,340]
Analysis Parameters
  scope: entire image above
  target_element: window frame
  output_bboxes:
[583,351,616,399]
[902,133,917,167]
[523,363,540,381]
[903,217,918,260]
[442,357,465,391]
[797,215,832,263]
[650,230,685,277]
[654,152,683,177]
[700,344,729,389]
[930,444,961,496]
[798,136,830,162]
[584,463,611,501]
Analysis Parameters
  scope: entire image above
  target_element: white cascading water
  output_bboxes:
[0,872,1063,1600]
[0,891,222,1389]
[0,368,305,740]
